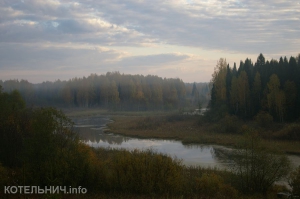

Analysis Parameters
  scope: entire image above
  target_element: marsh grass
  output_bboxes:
[64,108,174,117]
[106,113,300,154]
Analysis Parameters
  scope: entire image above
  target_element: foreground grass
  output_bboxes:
[106,113,300,154]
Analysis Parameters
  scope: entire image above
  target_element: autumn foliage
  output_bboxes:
[210,54,300,122]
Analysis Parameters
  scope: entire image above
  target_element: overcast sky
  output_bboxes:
[0,0,299,83]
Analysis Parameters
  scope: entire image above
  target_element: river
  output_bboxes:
[72,115,300,169]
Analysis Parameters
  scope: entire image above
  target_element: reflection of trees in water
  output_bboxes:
[211,147,235,165]
[73,116,129,145]
[72,116,108,126]
[183,144,211,151]
[76,127,130,145]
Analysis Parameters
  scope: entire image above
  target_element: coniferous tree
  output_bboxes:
[225,64,232,106]
[267,74,286,122]
[252,72,262,116]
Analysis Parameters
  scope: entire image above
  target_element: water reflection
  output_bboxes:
[72,115,300,168]
[77,129,130,145]
[72,116,231,168]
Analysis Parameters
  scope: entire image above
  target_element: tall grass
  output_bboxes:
[106,112,300,154]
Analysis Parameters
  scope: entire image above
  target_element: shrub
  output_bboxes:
[255,111,273,128]
[231,134,291,194]
[196,173,238,199]
[0,163,9,187]
[166,114,188,122]
[214,114,241,134]
[106,149,184,195]
[134,117,164,130]
[289,166,300,195]
[275,123,300,141]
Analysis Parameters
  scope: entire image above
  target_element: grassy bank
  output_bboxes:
[104,112,300,154]
[64,108,171,117]
[106,115,242,146]
[63,108,300,154]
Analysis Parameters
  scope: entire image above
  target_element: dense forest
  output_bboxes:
[210,53,300,122]
[0,72,210,111]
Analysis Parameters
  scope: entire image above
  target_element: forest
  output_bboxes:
[0,72,210,111]
[210,54,300,122]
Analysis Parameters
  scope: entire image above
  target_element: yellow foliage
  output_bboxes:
[196,173,238,199]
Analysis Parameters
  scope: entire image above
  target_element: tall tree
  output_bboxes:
[237,71,250,118]
[226,64,232,106]
[191,82,199,106]
[211,58,227,106]
[267,74,286,122]
[252,72,262,116]
[256,53,265,67]
[284,81,297,121]
[230,76,239,115]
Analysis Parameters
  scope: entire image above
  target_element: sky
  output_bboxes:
[0,0,299,83]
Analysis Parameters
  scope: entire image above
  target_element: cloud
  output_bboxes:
[0,43,122,70]
[2,0,299,53]
[114,53,190,69]
[0,0,299,83]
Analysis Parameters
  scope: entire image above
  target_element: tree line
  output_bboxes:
[0,72,209,111]
[210,53,300,122]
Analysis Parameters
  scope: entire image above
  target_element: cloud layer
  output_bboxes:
[0,0,299,83]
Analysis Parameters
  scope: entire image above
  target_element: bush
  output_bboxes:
[134,117,164,130]
[231,134,291,194]
[213,114,241,134]
[275,123,300,141]
[289,166,300,195]
[255,111,273,128]
[0,163,9,188]
[166,114,188,122]
[105,149,184,195]
[196,173,238,199]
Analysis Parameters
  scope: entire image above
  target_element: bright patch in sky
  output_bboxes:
[0,0,299,83]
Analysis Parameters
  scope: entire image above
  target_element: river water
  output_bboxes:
[72,115,300,169]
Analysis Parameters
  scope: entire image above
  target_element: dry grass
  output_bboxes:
[63,108,109,117]
[107,114,300,154]
[107,115,242,146]
[64,108,172,117]
[63,108,300,154]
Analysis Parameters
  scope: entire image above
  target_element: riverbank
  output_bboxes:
[106,114,300,155]
[64,109,300,155]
